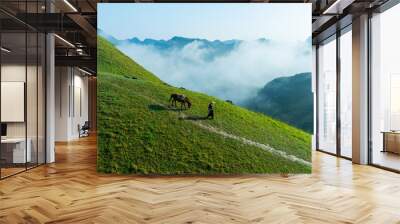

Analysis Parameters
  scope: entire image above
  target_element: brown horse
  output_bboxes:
[169,93,192,110]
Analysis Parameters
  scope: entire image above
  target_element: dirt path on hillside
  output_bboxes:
[179,114,311,167]
[149,102,311,166]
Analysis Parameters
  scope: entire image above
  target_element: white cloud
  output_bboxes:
[117,39,311,104]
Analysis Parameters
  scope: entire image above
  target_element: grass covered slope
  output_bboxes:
[97,37,312,174]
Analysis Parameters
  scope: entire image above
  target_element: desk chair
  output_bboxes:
[79,121,90,138]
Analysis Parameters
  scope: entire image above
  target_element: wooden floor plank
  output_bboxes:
[0,135,399,223]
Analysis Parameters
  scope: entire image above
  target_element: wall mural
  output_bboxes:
[97,3,312,174]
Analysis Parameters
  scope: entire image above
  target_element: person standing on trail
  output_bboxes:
[207,102,215,119]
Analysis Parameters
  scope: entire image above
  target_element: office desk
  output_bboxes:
[382,131,400,154]
[1,138,31,164]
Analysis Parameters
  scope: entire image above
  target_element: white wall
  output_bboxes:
[1,64,26,81]
[55,66,70,141]
[55,67,89,141]
[1,82,25,122]
[71,73,89,138]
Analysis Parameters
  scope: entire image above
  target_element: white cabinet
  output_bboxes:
[1,138,32,163]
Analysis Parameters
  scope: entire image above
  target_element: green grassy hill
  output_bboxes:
[97,36,311,174]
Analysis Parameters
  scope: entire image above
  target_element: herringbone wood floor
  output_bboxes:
[1,135,400,224]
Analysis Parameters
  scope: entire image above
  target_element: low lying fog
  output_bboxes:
[117,39,311,104]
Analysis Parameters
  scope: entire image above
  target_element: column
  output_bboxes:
[352,14,369,164]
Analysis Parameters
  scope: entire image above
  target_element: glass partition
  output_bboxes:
[317,36,337,154]
[339,29,352,158]
[371,4,400,171]
[0,31,28,177]
[0,2,46,179]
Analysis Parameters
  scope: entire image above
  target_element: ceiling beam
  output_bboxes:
[55,55,96,72]
[66,13,97,47]
[11,13,82,32]
[323,0,356,14]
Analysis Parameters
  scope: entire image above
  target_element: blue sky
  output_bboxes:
[98,3,311,42]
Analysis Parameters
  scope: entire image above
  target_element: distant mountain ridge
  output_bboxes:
[244,72,313,133]
[98,29,121,45]
[127,36,244,49]
[98,29,271,60]
[99,28,245,47]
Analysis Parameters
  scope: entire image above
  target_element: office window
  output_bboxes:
[371,3,400,171]
[318,37,337,154]
[0,31,28,178]
[340,29,352,158]
[0,2,46,179]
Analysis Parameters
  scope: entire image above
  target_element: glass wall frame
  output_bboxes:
[0,1,47,180]
[315,0,400,172]
[369,2,400,172]
[315,25,353,160]
[339,26,353,159]
[317,34,338,155]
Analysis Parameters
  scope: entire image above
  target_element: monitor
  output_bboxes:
[1,123,7,137]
